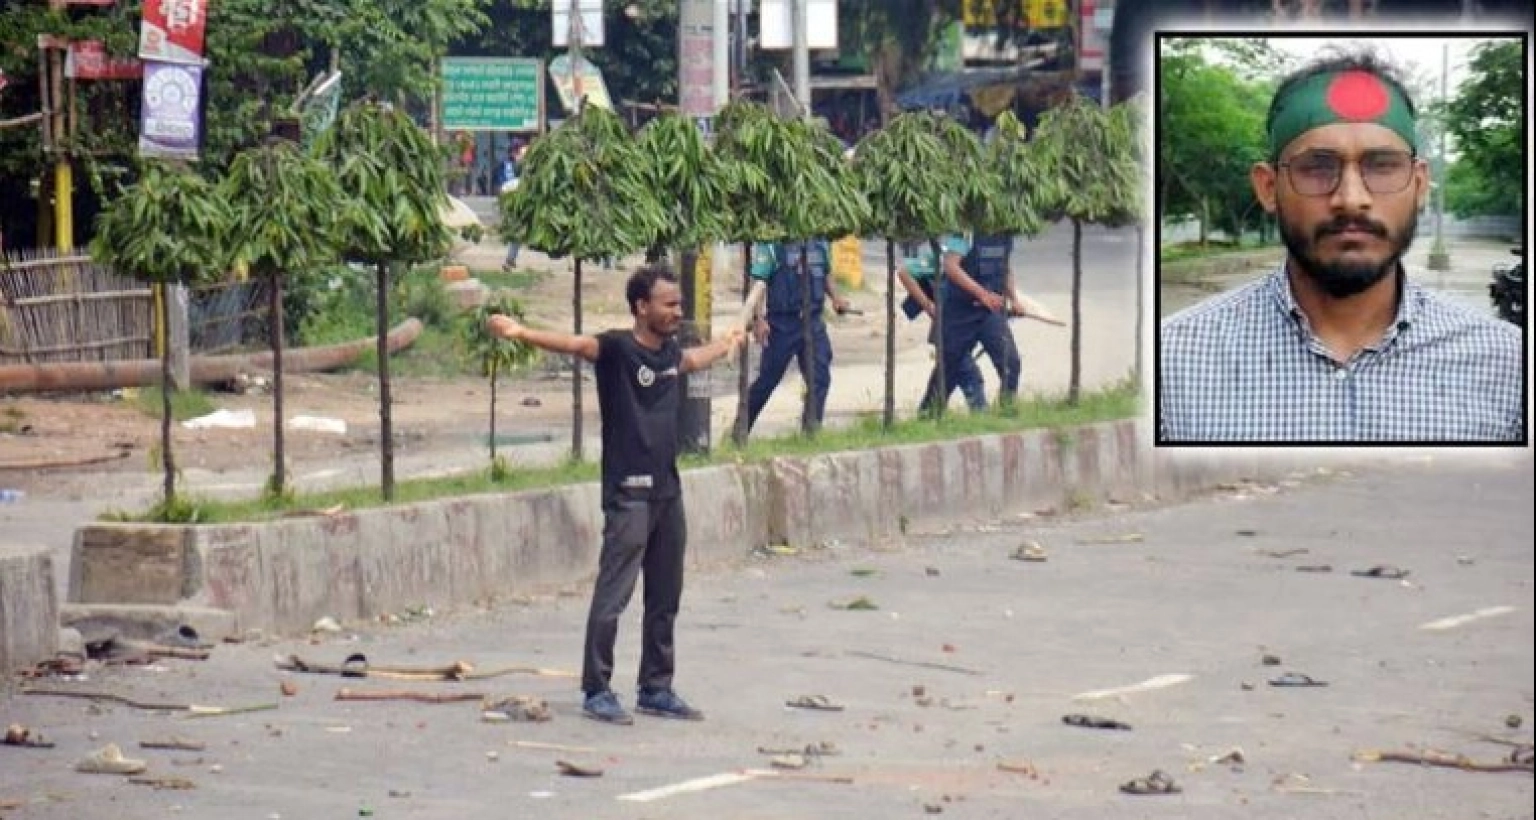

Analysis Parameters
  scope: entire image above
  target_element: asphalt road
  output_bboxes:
[4,453,1531,819]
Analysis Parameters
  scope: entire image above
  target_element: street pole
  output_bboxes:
[792,0,811,119]
[568,0,586,462]
[1427,42,1451,271]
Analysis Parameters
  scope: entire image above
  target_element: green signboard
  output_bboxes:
[441,57,542,132]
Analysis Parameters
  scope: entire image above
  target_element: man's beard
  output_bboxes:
[1276,205,1416,299]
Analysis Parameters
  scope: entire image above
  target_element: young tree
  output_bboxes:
[90,164,233,513]
[313,102,453,500]
[782,115,872,434]
[221,139,346,499]
[712,102,786,444]
[853,111,988,428]
[499,105,667,461]
[461,299,539,478]
[1028,94,1141,405]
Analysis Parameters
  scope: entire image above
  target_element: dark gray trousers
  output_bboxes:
[581,493,688,696]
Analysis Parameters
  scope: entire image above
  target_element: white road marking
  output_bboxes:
[1072,673,1194,702]
[1420,606,1517,631]
[617,771,758,802]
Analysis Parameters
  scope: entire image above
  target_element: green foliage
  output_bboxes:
[1030,94,1142,228]
[713,101,869,244]
[1440,39,1523,218]
[313,101,453,266]
[1155,39,1271,239]
[461,298,540,380]
[633,113,735,251]
[985,111,1056,234]
[318,0,487,105]
[221,141,344,281]
[132,386,218,422]
[500,106,667,261]
[854,110,987,240]
[89,163,233,286]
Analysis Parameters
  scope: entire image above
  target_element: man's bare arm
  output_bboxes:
[681,328,747,374]
[486,314,600,362]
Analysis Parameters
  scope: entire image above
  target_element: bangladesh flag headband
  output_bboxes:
[1267,69,1418,158]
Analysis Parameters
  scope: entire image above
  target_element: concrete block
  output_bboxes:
[445,279,489,311]
[71,524,191,605]
[60,603,238,645]
[0,545,57,671]
[57,627,84,658]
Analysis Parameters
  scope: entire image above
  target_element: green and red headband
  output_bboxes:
[1267,69,1418,159]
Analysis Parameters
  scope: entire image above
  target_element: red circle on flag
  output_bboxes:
[1326,71,1391,120]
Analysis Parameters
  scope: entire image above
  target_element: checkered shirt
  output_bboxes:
[1158,266,1526,444]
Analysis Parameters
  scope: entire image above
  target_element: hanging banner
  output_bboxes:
[547,54,612,112]
[138,0,209,65]
[66,40,144,80]
[139,60,204,160]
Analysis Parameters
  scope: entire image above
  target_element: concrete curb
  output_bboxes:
[64,420,1323,638]
[1,544,57,672]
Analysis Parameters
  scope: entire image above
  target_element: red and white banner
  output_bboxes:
[66,40,144,81]
[138,0,209,65]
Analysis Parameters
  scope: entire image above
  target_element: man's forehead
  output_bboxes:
[1282,122,1412,158]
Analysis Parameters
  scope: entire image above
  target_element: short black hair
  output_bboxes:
[625,264,678,315]
[1267,47,1418,160]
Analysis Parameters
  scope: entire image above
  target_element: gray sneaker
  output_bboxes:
[636,688,704,721]
[582,690,634,725]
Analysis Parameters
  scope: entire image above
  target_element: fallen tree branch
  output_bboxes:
[843,650,984,676]
[20,686,276,716]
[335,688,486,704]
[1352,748,1534,773]
[275,653,574,681]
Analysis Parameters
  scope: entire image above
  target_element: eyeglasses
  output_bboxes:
[1276,149,1417,197]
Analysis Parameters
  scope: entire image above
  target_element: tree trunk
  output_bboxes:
[160,336,175,506]
[377,261,395,501]
[882,239,896,430]
[799,244,816,436]
[269,273,287,496]
[1198,198,1209,246]
[1133,224,1145,388]
[489,363,499,465]
[571,258,584,461]
[731,242,751,446]
[1069,219,1084,405]
[928,238,947,420]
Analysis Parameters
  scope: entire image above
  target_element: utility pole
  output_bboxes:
[1427,42,1451,272]
[792,0,811,118]
[568,0,586,461]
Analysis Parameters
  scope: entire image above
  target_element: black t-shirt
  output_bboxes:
[594,329,684,501]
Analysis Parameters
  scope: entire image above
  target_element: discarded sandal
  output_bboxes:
[1351,565,1410,580]
[785,695,844,711]
[1011,541,1048,562]
[3,723,54,748]
[1119,769,1181,795]
[76,743,148,775]
[1268,672,1328,687]
[340,652,369,678]
[555,759,604,777]
[1062,714,1132,731]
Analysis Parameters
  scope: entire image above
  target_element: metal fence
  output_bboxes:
[0,247,271,366]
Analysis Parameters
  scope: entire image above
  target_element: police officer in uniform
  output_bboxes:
[746,238,850,432]
[927,232,1022,411]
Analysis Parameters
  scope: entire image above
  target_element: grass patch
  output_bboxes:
[132,386,219,421]
[124,380,1139,524]
[472,268,544,292]
[0,404,26,434]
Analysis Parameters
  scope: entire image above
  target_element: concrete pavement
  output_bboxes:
[2,454,1530,818]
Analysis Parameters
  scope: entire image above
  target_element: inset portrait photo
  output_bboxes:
[1153,33,1528,446]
